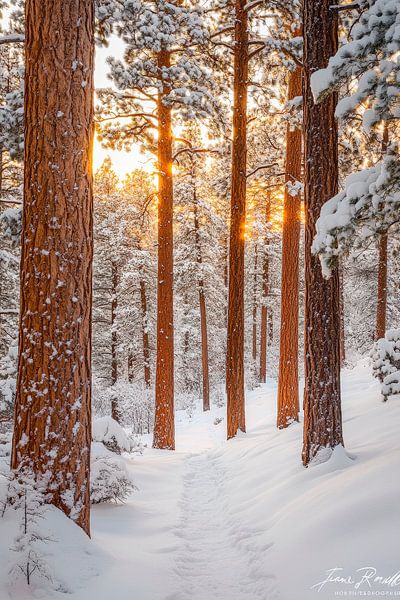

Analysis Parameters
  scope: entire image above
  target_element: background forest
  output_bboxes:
[0,0,399,598]
[1,0,399,432]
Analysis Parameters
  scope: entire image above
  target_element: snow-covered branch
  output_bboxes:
[0,33,24,45]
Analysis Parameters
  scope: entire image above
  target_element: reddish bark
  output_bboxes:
[11,0,94,535]
[153,49,175,450]
[277,62,302,428]
[226,0,248,439]
[302,0,343,466]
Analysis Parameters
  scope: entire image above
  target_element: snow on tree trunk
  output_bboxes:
[339,261,346,367]
[153,49,175,450]
[277,62,302,428]
[302,0,343,466]
[111,260,119,422]
[11,0,94,535]
[226,0,248,439]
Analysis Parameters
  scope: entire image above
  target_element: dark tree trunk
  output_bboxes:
[277,62,302,428]
[193,187,210,411]
[153,49,175,450]
[140,277,151,387]
[339,261,346,367]
[111,260,119,422]
[375,124,389,342]
[375,234,388,341]
[259,199,271,384]
[252,244,258,366]
[226,0,248,439]
[302,0,343,466]
[128,349,135,383]
[11,0,94,535]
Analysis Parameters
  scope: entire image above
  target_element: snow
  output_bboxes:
[92,416,130,452]
[1,362,399,599]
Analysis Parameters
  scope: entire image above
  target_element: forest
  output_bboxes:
[0,0,399,599]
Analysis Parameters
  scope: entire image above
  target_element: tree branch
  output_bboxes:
[0,33,24,45]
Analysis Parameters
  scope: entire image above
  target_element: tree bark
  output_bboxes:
[302,0,343,466]
[153,49,175,450]
[11,0,94,535]
[374,124,389,342]
[259,199,271,384]
[110,261,119,422]
[252,244,258,366]
[226,0,248,439]
[375,234,388,341]
[0,146,3,197]
[193,186,210,411]
[277,62,302,428]
[339,261,346,367]
[140,277,151,387]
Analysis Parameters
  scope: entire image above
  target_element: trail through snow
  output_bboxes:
[169,451,277,600]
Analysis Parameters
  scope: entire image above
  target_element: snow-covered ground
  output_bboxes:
[1,360,400,600]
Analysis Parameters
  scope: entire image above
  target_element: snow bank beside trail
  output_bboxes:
[218,362,400,600]
[0,489,104,600]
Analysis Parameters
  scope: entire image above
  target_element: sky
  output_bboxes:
[93,39,154,179]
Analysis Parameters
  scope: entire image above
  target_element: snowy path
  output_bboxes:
[168,450,278,600]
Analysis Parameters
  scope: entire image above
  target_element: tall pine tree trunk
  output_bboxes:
[375,124,389,341]
[277,62,302,428]
[302,0,343,466]
[226,0,248,439]
[375,234,388,340]
[339,262,346,366]
[111,260,119,421]
[252,244,258,366]
[153,49,175,450]
[11,0,94,535]
[193,187,210,411]
[259,199,271,384]
[140,276,151,387]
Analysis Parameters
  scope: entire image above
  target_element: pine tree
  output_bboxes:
[277,50,302,429]
[302,0,343,466]
[312,0,400,272]
[96,0,218,450]
[11,0,94,534]
[226,0,249,439]
[93,162,156,421]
